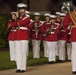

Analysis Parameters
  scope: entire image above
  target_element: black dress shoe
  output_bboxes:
[51,61,55,64]
[67,60,71,62]
[48,61,55,64]
[59,60,65,63]
[72,71,76,74]
[16,69,21,73]
[20,70,26,73]
[48,62,51,64]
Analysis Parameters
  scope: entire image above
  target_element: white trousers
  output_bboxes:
[71,42,76,71]
[9,41,16,61]
[55,41,59,56]
[32,40,40,59]
[67,43,72,60]
[43,41,48,58]
[58,40,66,60]
[27,41,29,57]
[47,42,57,62]
[15,40,28,70]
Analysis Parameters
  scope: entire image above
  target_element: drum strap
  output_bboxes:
[69,11,76,26]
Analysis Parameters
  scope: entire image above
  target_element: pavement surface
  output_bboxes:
[0,62,73,75]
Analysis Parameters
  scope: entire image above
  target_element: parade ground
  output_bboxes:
[0,62,72,75]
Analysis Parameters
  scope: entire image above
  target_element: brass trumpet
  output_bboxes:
[34,23,40,39]
[46,23,55,35]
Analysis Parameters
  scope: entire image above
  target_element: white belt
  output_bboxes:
[11,30,16,32]
[68,32,71,35]
[32,29,35,31]
[51,32,55,34]
[61,30,66,32]
[42,34,47,37]
[17,27,29,30]
[32,29,39,31]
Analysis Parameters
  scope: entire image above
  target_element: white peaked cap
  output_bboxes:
[44,13,51,17]
[50,15,56,18]
[11,12,16,14]
[26,14,30,17]
[56,12,61,15]
[17,3,27,8]
[25,11,30,14]
[34,12,40,16]
[59,13,66,16]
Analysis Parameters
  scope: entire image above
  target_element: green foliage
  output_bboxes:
[0,15,11,48]
[0,50,68,70]
[0,51,48,70]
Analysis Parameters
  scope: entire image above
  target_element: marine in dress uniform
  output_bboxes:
[57,13,67,62]
[55,12,61,56]
[63,8,76,74]
[48,15,60,64]
[13,3,30,73]
[25,11,32,57]
[67,25,71,61]
[29,12,42,59]
[41,13,51,58]
[41,14,60,64]
[7,12,17,61]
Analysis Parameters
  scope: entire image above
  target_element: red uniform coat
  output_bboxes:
[40,22,50,41]
[67,32,71,43]
[55,17,67,41]
[55,17,61,24]
[13,15,30,40]
[59,27,67,40]
[40,22,60,41]
[29,21,42,40]
[63,10,76,42]
[7,20,17,41]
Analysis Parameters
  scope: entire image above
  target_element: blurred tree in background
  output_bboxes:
[0,15,11,48]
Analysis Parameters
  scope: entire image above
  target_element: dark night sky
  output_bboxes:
[0,0,73,11]
[3,0,23,11]
[72,0,76,6]
[0,0,75,14]
[0,0,23,11]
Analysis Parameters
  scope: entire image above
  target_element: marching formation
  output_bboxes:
[6,2,76,74]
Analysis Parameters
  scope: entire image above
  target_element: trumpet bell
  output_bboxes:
[60,1,74,13]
